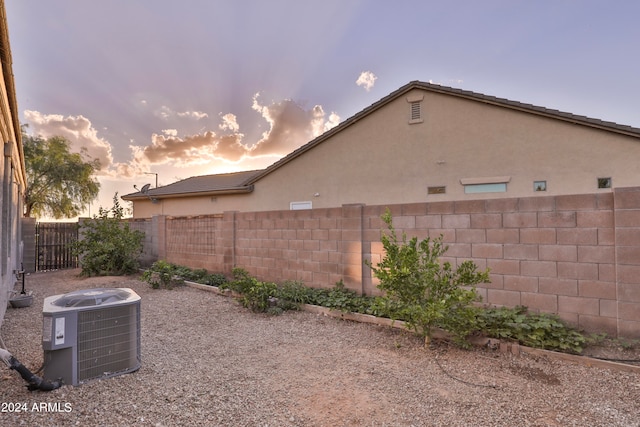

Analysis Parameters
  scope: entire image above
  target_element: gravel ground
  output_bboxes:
[1,270,639,427]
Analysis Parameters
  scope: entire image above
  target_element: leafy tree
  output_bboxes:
[22,132,100,218]
[366,209,490,346]
[74,194,144,276]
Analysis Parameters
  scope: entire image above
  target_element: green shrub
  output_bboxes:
[74,195,144,276]
[143,262,228,289]
[276,280,310,304]
[142,260,183,289]
[220,267,257,294]
[242,280,278,312]
[173,266,208,282]
[205,273,228,287]
[366,209,490,346]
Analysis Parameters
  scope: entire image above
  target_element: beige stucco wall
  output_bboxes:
[131,192,256,218]
[130,87,640,218]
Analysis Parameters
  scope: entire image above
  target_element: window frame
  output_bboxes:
[290,201,312,210]
[460,176,510,194]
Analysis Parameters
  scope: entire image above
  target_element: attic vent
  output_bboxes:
[410,102,422,123]
[406,94,424,124]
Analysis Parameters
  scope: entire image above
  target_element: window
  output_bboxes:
[428,186,446,195]
[464,183,507,194]
[290,201,312,210]
[534,181,547,192]
[460,176,510,194]
[597,177,612,189]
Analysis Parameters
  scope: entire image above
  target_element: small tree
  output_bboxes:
[366,210,490,346]
[75,194,144,276]
[23,132,100,218]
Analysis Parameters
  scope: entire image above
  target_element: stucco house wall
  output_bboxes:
[131,192,254,219]
[0,0,28,326]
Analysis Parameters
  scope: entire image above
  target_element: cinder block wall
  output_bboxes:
[364,194,619,335]
[142,188,640,338]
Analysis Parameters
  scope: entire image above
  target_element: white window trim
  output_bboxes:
[290,201,312,210]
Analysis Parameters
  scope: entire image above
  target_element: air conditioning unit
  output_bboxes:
[42,288,141,386]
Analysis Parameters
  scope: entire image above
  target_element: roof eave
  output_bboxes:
[121,185,254,201]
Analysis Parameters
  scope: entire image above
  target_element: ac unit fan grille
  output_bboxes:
[77,305,140,382]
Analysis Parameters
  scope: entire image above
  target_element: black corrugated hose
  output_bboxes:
[0,348,62,391]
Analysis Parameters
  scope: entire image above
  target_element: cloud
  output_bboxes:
[154,106,208,120]
[356,71,377,91]
[250,94,340,156]
[25,95,341,180]
[24,110,114,173]
[219,113,240,132]
[177,110,208,120]
[131,130,247,167]
[130,95,340,168]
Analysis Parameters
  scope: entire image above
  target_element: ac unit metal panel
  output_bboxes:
[42,288,141,386]
[77,303,140,382]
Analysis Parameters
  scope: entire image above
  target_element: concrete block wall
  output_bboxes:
[232,207,349,289]
[363,193,621,335]
[162,214,226,271]
[140,188,640,338]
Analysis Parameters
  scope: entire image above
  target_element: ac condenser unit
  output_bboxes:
[42,288,141,386]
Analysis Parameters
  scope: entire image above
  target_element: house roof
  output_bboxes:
[245,80,640,185]
[121,169,262,200]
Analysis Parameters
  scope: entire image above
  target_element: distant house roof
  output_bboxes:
[122,170,262,201]
[245,80,640,185]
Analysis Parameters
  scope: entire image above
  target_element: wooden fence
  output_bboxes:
[35,222,78,271]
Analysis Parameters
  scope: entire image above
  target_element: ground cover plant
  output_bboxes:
[142,260,228,289]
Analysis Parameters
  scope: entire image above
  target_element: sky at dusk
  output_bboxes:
[5,0,640,217]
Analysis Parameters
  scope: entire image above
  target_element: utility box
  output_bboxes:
[42,288,141,386]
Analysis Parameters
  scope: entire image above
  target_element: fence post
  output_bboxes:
[154,215,167,261]
[341,203,365,294]
[222,211,237,275]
